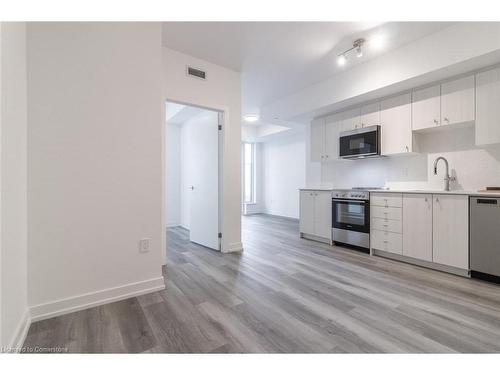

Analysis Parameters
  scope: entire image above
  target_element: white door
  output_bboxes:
[360,102,380,128]
[310,118,325,162]
[189,110,220,250]
[402,194,433,262]
[314,191,332,239]
[380,93,412,155]
[412,84,441,130]
[441,75,475,126]
[432,194,469,269]
[476,67,500,145]
[300,191,315,235]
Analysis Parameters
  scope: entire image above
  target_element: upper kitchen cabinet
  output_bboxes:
[341,107,362,130]
[310,118,325,162]
[412,84,441,131]
[380,93,413,155]
[360,102,381,128]
[440,75,475,126]
[476,67,500,145]
[324,112,342,161]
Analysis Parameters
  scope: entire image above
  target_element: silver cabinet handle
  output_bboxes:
[189,186,194,190]
[436,197,439,203]
[444,117,449,123]
[405,145,409,152]
[434,119,439,125]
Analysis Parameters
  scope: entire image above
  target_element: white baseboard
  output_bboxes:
[30,276,165,323]
[223,241,243,253]
[5,308,32,352]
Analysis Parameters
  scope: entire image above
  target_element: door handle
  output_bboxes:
[189,186,194,190]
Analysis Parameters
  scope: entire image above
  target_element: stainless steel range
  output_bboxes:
[331,187,385,253]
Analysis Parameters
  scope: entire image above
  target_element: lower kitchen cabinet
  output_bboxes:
[299,190,331,243]
[402,193,433,262]
[432,194,469,270]
[371,192,470,275]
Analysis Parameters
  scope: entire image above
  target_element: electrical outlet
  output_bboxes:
[139,238,151,253]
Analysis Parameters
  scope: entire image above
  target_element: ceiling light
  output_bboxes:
[337,54,346,66]
[356,46,363,58]
[370,34,385,50]
[337,38,365,66]
[244,114,259,123]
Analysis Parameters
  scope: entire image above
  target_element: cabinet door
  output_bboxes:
[299,191,315,235]
[341,107,361,130]
[360,102,380,128]
[324,113,342,160]
[380,93,412,155]
[441,75,475,126]
[412,85,441,130]
[476,67,500,145]
[402,194,432,262]
[314,191,332,239]
[310,118,325,162]
[432,195,469,269]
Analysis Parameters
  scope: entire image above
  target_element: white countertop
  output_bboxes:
[299,187,500,197]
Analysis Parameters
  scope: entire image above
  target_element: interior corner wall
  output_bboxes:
[26,23,165,320]
[162,47,242,253]
[165,123,181,227]
[262,130,306,219]
[0,22,29,349]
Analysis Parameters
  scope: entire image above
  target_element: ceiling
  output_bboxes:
[162,22,454,140]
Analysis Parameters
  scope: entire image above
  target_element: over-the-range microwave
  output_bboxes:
[339,125,380,159]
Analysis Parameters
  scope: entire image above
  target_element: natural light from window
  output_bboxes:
[243,143,254,204]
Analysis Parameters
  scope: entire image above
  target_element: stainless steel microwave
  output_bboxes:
[339,125,380,159]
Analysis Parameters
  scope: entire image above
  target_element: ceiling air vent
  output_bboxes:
[186,66,207,80]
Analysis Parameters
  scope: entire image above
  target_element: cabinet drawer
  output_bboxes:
[371,206,402,220]
[371,217,402,233]
[370,193,402,207]
[371,230,402,255]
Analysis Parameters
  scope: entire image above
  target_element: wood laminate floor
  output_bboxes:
[23,214,500,353]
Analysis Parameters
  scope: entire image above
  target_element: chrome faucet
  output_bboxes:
[433,156,455,191]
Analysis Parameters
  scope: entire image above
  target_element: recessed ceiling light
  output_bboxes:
[337,54,346,66]
[370,34,385,50]
[244,114,259,123]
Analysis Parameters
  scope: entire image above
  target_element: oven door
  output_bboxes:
[339,126,379,159]
[332,198,369,233]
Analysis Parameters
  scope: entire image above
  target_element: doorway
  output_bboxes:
[164,101,222,254]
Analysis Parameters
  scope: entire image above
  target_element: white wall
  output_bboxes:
[165,123,181,227]
[0,22,29,349]
[262,130,306,219]
[27,23,165,320]
[318,126,500,191]
[162,47,242,253]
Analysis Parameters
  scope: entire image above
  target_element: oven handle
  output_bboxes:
[332,198,368,203]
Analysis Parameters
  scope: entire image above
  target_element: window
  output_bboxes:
[243,143,255,203]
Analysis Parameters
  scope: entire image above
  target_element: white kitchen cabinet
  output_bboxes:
[360,102,380,128]
[299,190,331,242]
[402,194,433,262]
[310,118,325,162]
[432,194,469,270]
[412,84,441,131]
[314,191,333,239]
[476,67,500,145]
[324,113,342,160]
[441,75,475,126]
[299,191,315,234]
[341,107,362,130]
[380,93,413,155]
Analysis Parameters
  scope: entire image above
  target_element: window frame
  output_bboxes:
[243,142,256,204]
